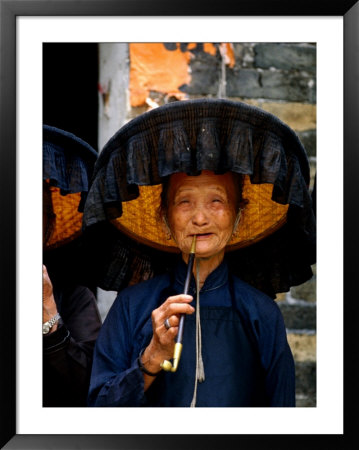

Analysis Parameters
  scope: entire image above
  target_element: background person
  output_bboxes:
[43,125,102,407]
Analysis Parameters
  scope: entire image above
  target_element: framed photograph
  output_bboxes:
[1,1,358,448]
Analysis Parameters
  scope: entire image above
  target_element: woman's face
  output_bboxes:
[166,170,238,259]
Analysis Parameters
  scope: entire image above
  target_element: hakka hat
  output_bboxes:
[82,99,316,297]
[43,125,98,250]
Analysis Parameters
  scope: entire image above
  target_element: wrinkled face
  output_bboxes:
[166,170,238,259]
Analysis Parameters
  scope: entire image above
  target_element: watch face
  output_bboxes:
[43,323,50,334]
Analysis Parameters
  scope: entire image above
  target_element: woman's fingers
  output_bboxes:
[148,294,195,362]
[163,315,180,329]
[152,295,194,333]
[159,324,178,342]
[164,294,194,305]
[164,302,195,318]
[161,294,194,318]
[142,295,195,378]
[151,297,193,342]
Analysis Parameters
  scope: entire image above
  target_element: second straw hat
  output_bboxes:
[43,125,98,250]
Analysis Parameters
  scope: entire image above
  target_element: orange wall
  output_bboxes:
[129,43,235,107]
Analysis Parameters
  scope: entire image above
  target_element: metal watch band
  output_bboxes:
[42,312,61,335]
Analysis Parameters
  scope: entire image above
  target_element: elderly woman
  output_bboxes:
[84,99,316,407]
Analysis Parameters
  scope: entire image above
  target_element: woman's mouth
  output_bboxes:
[191,233,213,239]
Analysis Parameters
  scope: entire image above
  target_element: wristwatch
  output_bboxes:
[43,312,61,335]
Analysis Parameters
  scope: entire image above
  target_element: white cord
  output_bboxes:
[190,259,205,407]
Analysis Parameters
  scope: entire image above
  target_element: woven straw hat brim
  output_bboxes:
[44,186,83,250]
[113,178,289,252]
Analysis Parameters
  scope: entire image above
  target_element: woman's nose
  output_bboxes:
[191,206,209,226]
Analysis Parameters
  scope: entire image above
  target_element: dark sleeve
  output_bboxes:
[236,281,296,407]
[263,327,296,407]
[43,285,102,406]
[87,291,147,407]
[255,300,296,407]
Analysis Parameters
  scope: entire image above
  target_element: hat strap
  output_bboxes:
[232,209,242,236]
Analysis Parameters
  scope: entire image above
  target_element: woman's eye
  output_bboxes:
[178,199,189,205]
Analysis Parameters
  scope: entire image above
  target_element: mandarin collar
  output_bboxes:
[174,257,229,293]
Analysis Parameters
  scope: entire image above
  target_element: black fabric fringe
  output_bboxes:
[43,125,98,211]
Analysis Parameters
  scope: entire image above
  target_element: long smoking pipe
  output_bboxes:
[160,235,197,372]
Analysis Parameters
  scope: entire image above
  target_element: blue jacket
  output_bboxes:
[88,258,295,407]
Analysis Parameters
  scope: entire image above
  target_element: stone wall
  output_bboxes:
[129,42,317,190]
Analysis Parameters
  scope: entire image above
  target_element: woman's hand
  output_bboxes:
[141,294,194,390]
[43,265,59,331]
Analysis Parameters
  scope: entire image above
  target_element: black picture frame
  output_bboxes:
[1,1,358,448]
